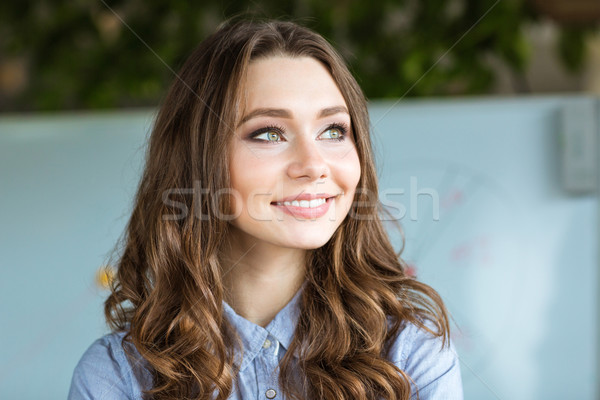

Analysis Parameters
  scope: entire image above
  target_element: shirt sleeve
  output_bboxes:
[68,334,135,400]
[392,321,464,400]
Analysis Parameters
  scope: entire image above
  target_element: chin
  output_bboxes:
[278,234,333,250]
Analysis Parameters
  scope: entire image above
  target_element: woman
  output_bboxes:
[69,19,462,400]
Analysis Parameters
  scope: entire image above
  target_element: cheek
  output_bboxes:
[340,150,361,190]
[333,152,361,216]
[229,156,276,216]
[228,162,247,217]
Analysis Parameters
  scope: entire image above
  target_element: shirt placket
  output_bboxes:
[256,334,282,400]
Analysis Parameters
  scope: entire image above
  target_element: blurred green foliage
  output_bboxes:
[0,0,591,111]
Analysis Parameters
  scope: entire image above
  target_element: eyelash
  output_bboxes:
[249,123,349,144]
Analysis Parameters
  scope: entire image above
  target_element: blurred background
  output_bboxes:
[1,0,600,110]
[0,0,599,399]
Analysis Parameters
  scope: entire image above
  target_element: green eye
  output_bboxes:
[249,124,286,143]
[266,131,280,141]
[252,129,282,142]
[321,127,344,140]
[329,129,340,139]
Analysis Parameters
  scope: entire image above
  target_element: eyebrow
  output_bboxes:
[237,105,349,127]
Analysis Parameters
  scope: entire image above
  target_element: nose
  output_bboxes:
[286,137,329,181]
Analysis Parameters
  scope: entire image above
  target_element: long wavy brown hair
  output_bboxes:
[105,19,449,400]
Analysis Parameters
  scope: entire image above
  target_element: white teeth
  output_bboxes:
[309,198,325,208]
[276,198,327,208]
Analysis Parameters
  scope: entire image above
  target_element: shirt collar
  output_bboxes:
[223,287,302,371]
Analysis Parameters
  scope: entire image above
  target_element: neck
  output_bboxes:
[220,230,307,327]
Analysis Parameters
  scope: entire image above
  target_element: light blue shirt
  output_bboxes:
[69,290,463,399]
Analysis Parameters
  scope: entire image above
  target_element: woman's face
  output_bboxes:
[228,56,361,251]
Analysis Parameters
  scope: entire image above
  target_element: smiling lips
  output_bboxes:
[271,194,336,219]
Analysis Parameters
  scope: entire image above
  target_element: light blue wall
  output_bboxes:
[370,96,598,400]
[0,97,597,399]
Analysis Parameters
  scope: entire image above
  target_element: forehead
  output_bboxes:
[240,56,348,114]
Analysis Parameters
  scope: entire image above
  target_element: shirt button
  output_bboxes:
[262,339,272,349]
[265,388,277,399]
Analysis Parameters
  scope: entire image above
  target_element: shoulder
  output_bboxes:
[388,320,464,400]
[68,331,151,400]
